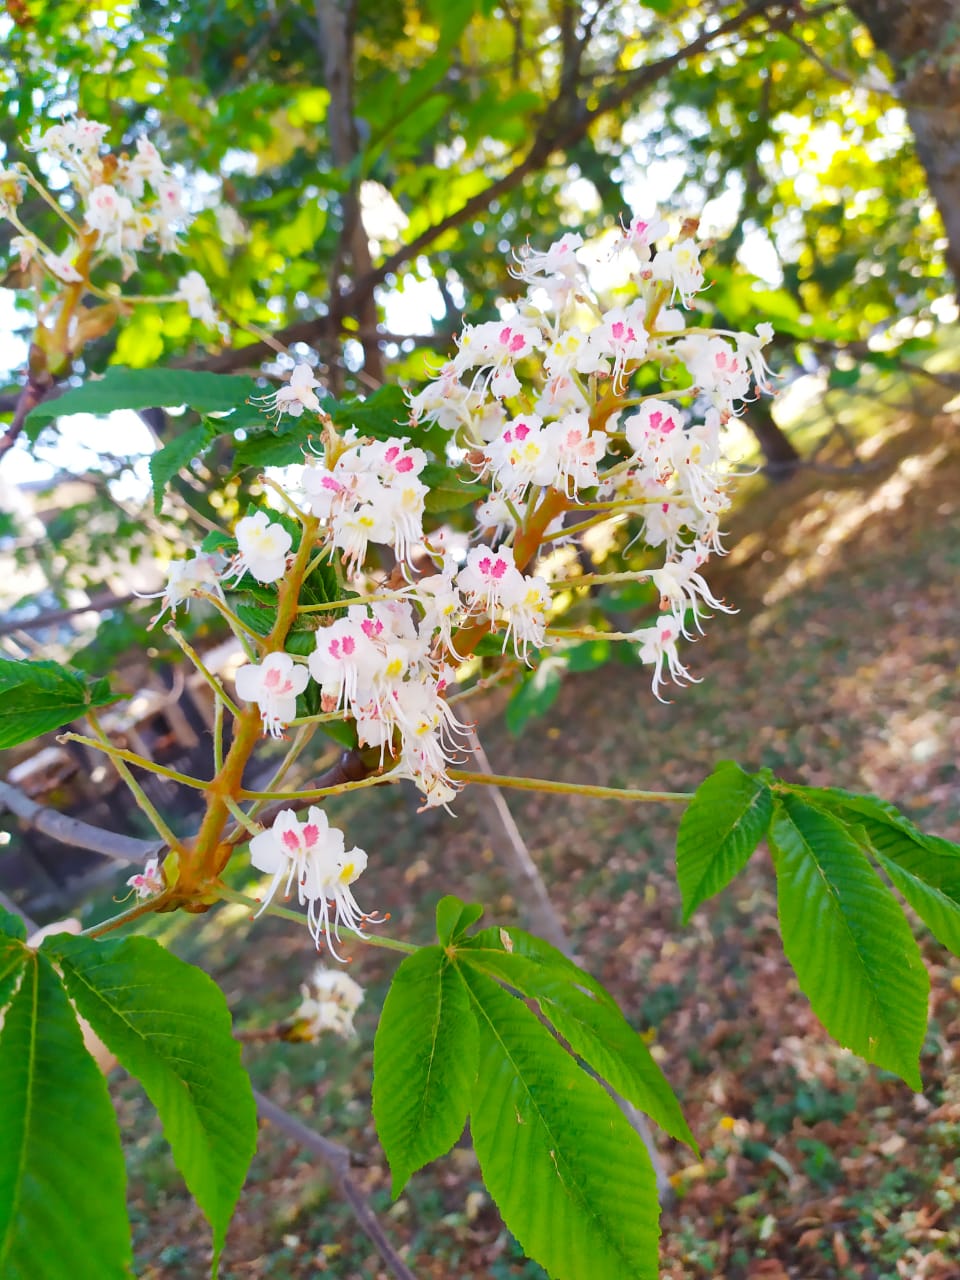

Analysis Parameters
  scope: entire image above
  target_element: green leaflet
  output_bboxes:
[332,384,408,439]
[0,656,117,749]
[0,906,26,945]
[0,951,132,1279]
[0,912,25,1023]
[461,965,661,1280]
[44,933,257,1267]
[435,895,485,945]
[781,786,960,956]
[768,795,928,1089]
[24,366,260,436]
[462,925,618,1009]
[458,940,694,1149]
[149,419,221,511]
[676,760,773,919]
[372,946,478,1196]
[874,846,960,958]
[371,905,677,1277]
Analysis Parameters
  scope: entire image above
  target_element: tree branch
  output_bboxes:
[314,0,384,386]
[0,368,55,460]
[0,592,137,639]
[0,749,373,868]
[254,1090,418,1280]
[0,778,163,865]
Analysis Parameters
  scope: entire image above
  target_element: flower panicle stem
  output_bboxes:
[80,893,174,939]
[165,625,242,718]
[449,769,691,804]
[60,731,211,792]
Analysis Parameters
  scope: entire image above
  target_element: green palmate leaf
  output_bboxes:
[676,761,773,920]
[768,796,928,1089]
[0,951,132,1279]
[435,895,484,945]
[24,366,260,436]
[44,933,257,1265]
[0,656,117,749]
[333,384,408,439]
[373,946,479,1196]
[461,965,660,1280]
[149,420,219,512]
[458,940,693,1148]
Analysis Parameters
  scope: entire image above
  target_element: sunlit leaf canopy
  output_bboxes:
[0,0,948,659]
[0,0,944,376]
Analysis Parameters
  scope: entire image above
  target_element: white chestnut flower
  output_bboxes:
[235,652,309,739]
[249,807,384,959]
[224,511,292,584]
[176,271,217,327]
[136,551,223,625]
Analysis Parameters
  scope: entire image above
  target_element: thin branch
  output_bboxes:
[254,1090,418,1280]
[781,28,897,98]
[0,367,55,461]
[0,778,161,865]
[0,591,136,639]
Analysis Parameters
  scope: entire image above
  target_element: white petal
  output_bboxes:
[235,664,262,701]
[250,830,283,874]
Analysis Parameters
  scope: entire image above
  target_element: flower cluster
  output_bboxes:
[403,222,773,696]
[303,437,429,569]
[307,597,468,807]
[138,220,775,957]
[31,123,188,279]
[2,117,219,331]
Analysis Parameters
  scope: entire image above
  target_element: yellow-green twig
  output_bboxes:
[448,769,691,803]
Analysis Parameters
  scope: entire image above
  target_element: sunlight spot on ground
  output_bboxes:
[754,443,949,612]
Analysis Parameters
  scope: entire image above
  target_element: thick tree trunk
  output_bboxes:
[743,397,801,479]
[847,0,960,291]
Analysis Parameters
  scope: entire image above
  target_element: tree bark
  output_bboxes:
[847,0,960,291]
[743,397,801,478]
